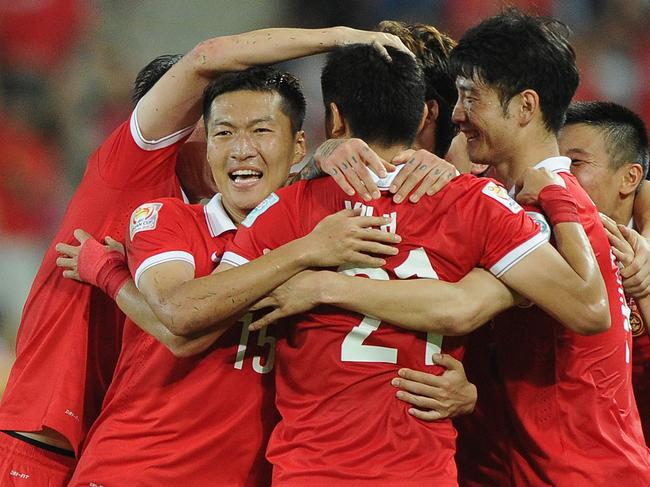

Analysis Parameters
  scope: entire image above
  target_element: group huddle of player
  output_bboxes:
[0,7,649,487]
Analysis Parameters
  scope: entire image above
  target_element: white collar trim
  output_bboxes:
[204,194,236,237]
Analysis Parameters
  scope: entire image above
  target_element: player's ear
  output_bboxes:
[329,102,347,138]
[619,163,644,197]
[517,89,539,126]
[292,130,306,164]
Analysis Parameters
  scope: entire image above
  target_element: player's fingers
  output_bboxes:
[426,170,455,196]
[349,156,380,200]
[371,40,392,63]
[389,156,418,200]
[340,160,371,201]
[624,275,650,297]
[408,170,444,203]
[360,147,388,179]
[352,215,394,228]
[393,161,435,204]
[104,236,125,256]
[397,367,446,387]
[55,242,79,257]
[391,377,441,400]
[620,259,643,279]
[359,228,401,244]
[325,166,356,196]
[394,389,440,410]
[73,228,92,244]
[612,248,630,267]
[62,270,82,281]
[406,407,445,422]
[355,241,399,257]
[432,353,463,371]
[349,253,386,268]
[248,310,282,331]
[56,256,76,269]
[249,296,277,312]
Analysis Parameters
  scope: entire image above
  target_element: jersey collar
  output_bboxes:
[508,156,571,197]
[204,194,237,237]
[532,155,571,173]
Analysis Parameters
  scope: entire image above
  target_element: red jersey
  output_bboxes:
[492,157,650,485]
[0,107,193,454]
[224,171,545,486]
[630,296,650,445]
[69,195,278,487]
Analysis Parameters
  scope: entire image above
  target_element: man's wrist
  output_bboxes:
[319,271,346,306]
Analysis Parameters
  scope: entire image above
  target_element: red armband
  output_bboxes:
[78,238,131,300]
[538,184,580,226]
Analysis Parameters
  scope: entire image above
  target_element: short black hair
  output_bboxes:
[321,44,425,147]
[450,8,579,134]
[202,67,306,134]
[565,101,649,182]
[378,21,457,156]
[132,54,183,105]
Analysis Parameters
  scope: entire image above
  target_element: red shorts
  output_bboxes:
[0,432,76,486]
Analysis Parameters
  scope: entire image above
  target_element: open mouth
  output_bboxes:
[229,169,263,185]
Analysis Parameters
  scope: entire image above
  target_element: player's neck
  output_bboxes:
[610,196,634,226]
[366,142,411,165]
[495,133,560,190]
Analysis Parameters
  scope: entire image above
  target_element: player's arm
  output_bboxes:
[55,230,219,357]
[633,180,650,238]
[138,27,411,140]
[138,209,399,337]
[251,171,609,336]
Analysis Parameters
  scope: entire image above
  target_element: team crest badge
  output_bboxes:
[130,202,163,240]
[481,181,522,214]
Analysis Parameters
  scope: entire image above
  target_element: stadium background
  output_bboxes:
[0,0,648,393]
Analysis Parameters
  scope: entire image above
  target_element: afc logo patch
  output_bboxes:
[130,202,163,240]
[481,181,522,214]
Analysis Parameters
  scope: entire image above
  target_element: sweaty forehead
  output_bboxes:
[208,90,285,127]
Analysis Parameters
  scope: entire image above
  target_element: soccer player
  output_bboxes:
[223,43,611,485]
[0,26,409,485]
[559,101,650,444]
[64,65,401,486]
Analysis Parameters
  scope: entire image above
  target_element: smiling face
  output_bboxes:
[205,90,305,223]
[559,123,622,216]
[452,76,519,165]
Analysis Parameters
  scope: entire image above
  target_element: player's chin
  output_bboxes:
[231,187,271,212]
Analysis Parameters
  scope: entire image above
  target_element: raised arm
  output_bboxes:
[138,28,411,140]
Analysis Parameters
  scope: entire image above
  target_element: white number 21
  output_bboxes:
[340,247,442,365]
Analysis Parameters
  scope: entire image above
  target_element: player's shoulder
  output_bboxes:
[449,175,524,214]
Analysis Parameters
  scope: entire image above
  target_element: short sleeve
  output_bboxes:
[126,198,196,288]
[96,103,194,189]
[469,180,548,277]
[222,182,307,267]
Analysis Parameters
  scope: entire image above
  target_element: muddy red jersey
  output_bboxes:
[69,195,278,487]
[630,296,650,445]
[224,171,545,486]
[0,106,192,454]
[492,157,650,485]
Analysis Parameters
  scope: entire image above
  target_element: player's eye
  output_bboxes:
[214,130,232,137]
[253,127,273,134]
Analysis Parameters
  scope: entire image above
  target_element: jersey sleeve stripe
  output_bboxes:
[134,251,195,289]
[489,232,548,278]
[220,251,249,268]
[129,101,195,151]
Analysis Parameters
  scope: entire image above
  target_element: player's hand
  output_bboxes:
[248,270,325,330]
[602,213,650,297]
[301,208,400,268]
[316,138,393,201]
[55,229,125,282]
[391,353,477,421]
[515,168,564,206]
[389,149,457,204]
[339,28,415,62]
